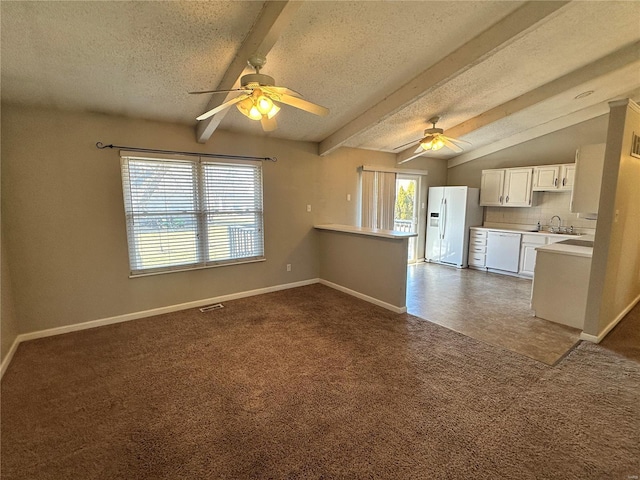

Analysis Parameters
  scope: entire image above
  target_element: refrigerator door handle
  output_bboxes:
[441,198,447,239]
[438,198,444,239]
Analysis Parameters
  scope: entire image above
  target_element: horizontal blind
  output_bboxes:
[120,155,264,276]
[202,162,264,265]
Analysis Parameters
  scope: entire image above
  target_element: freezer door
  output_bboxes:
[440,187,467,266]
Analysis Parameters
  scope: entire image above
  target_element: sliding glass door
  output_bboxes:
[395,175,420,263]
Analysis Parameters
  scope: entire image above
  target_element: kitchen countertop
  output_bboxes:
[470,225,580,239]
[535,235,595,258]
[314,224,417,239]
[471,225,594,258]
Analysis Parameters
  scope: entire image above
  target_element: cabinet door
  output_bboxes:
[479,169,505,206]
[532,165,560,191]
[503,168,533,207]
[559,164,575,191]
[519,244,538,276]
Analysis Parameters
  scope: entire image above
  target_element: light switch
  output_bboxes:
[347,194,351,201]
[306,204,311,212]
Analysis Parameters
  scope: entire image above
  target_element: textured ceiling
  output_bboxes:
[2,1,639,165]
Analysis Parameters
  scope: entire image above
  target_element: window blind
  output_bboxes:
[121,155,264,276]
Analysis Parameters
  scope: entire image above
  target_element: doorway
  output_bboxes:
[395,175,420,262]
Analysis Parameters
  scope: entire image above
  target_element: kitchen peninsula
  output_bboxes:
[531,236,594,329]
[314,224,417,313]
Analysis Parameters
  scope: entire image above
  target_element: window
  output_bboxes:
[120,155,264,276]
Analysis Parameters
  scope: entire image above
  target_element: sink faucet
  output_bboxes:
[550,215,561,232]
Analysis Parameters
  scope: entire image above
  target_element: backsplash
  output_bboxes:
[484,191,597,232]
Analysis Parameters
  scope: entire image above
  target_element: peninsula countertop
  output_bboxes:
[314,224,417,239]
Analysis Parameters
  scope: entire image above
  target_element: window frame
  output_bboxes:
[120,153,265,278]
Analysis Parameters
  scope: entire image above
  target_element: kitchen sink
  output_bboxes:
[526,230,581,235]
[558,239,594,247]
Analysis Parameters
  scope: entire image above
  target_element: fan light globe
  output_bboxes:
[256,95,274,115]
[266,103,280,119]
[248,105,262,120]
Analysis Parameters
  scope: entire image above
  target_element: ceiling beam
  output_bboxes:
[195,1,302,144]
[398,40,640,165]
[318,0,570,157]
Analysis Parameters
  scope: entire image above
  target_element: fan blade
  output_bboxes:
[189,88,251,95]
[273,93,329,116]
[260,115,278,132]
[414,145,424,154]
[196,94,250,121]
[442,135,471,146]
[262,86,303,97]
[442,137,463,153]
[394,138,421,150]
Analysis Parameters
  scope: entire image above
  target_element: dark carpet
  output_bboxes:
[2,284,639,479]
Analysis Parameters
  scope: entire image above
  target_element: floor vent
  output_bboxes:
[199,303,224,312]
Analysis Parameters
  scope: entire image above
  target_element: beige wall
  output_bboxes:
[317,147,448,259]
[1,224,19,361]
[584,100,640,337]
[1,104,449,341]
[447,115,610,188]
[2,104,325,334]
[318,230,408,308]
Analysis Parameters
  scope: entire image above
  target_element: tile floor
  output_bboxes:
[406,262,581,365]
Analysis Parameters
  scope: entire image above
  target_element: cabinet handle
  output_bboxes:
[562,178,566,186]
[554,177,558,187]
[505,195,509,203]
[499,195,503,203]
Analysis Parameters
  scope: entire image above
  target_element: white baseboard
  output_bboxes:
[319,279,407,314]
[0,278,320,379]
[0,337,21,379]
[579,291,640,343]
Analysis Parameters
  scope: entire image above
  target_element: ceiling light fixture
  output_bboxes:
[574,90,594,100]
[420,135,445,151]
[236,89,281,121]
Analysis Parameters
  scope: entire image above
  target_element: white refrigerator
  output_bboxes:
[425,186,483,268]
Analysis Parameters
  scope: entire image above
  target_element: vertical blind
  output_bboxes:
[121,155,264,276]
[361,170,397,230]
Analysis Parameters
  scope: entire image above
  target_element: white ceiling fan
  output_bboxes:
[190,54,329,132]
[394,116,470,153]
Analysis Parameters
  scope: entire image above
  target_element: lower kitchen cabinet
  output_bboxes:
[468,228,581,277]
[518,234,546,277]
[468,228,487,268]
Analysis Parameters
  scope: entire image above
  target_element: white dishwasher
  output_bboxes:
[486,232,521,273]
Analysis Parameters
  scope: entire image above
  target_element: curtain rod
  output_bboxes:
[95,142,277,162]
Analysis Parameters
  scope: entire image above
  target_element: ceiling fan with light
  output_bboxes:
[394,116,470,154]
[190,54,329,132]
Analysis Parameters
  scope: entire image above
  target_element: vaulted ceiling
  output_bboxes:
[2,1,639,167]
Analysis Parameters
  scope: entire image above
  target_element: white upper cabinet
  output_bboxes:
[559,164,575,191]
[532,165,560,190]
[504,168,533,206]
[532,163,575,191]
[570,144,606,217]
[480,168,532,207]
[479,169,505,206]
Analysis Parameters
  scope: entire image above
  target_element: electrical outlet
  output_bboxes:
[306,204,311,212]
[286,264,291,272]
